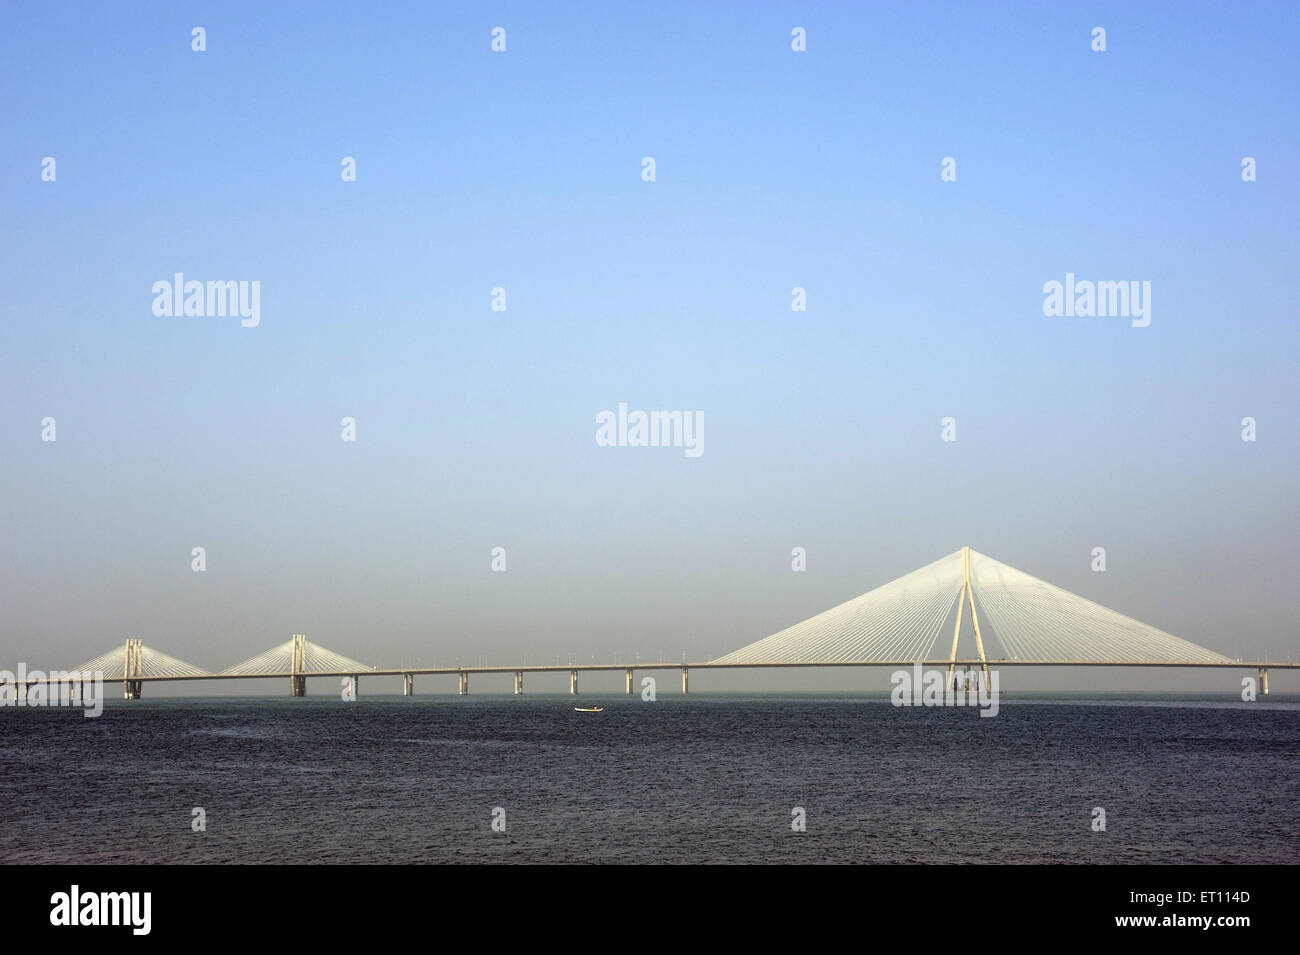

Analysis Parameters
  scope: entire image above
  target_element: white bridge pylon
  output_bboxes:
[712,547,1234,669]
[222,635,374,676]
[74,639,209,680]
[72,639,210,698]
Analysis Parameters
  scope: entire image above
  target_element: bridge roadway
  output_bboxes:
[40,659,1300,677]
[9,658,1296,697]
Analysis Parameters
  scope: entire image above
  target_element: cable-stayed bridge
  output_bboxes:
[9,548,1293,699]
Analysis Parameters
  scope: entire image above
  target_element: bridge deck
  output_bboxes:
[10,658,1297,685]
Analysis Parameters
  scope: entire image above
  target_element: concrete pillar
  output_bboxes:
[625,668,634,694]
[123,639,143,700]
[682,667,689,694]
[290,634,307,697]
[353,676,359,699]
[1259,667,1269,696]
[403,673,413,696]
[569,670,578,695]
[514,671,523,695]
[458,671,468,696]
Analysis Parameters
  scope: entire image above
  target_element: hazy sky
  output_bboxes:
[2,1,1297,694]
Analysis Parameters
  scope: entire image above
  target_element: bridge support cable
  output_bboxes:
[221,633,374,696]
[715,547,1234,668]
[71,639,209,699]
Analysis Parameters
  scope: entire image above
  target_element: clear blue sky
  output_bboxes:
[2,1,1297,692]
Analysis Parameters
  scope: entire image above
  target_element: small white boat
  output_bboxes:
[573,706,603,713]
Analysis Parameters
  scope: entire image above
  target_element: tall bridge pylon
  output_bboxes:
[222,634,374,696]
[713,546,1235,671]
[72,639,210,698]
[947,546,990,690]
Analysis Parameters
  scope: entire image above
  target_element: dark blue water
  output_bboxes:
[3,694,1297,863]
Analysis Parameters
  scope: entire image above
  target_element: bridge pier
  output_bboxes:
[353,675,359,698]
[290,634,307,697]
[514,671,523,695]
[626,668,634,694]
[122,639,143,700]
[682,667,689,694]
[458,671,469,696]
[1259,667,1269,696]
[570,670,578,695]
[403,673,413,696]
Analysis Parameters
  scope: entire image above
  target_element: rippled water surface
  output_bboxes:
[3,694,1297,863]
